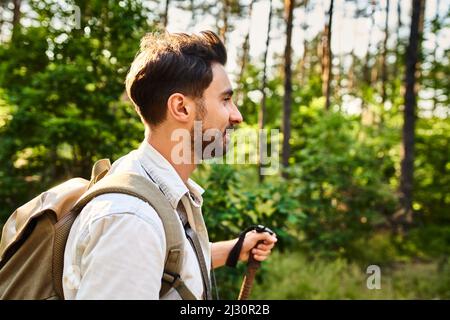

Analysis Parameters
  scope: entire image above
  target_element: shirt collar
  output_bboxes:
[136,140,204,209]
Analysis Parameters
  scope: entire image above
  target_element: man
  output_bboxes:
[62,31,277,300]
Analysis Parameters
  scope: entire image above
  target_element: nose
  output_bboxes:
[230,101,243,125]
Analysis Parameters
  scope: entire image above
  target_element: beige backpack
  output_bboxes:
[0,159,197,299]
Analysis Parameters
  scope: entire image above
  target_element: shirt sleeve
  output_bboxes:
[74,212,166,300]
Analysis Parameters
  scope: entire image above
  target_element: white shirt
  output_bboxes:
[63,140,211,300]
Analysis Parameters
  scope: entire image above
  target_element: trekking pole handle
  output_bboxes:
[238,225,274,300]
[248,225,274,269]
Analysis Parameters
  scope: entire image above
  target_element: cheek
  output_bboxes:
[206,103,229,125]
[220,107,231,127]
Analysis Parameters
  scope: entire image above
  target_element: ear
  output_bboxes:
[167,93,193,123]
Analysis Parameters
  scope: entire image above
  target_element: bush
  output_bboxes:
[199,164,300,250]
[346,232,404,265]
[196,163,301,299]
[414,118,450,225]
[288,104,398,256]
[405,225,450,258]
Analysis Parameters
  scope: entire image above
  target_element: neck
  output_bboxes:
[146,126,196,183]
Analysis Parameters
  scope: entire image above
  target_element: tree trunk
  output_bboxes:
[381,0,390,106]
[400,0,425,222]
[282,0,294,178]
[416,0,426,72]
[395,0,403,73]
[188,0,198,28]
[0,5,4,36]
[361,1,376,117]
[219,0,231,44]
[162,0,170,28]
[322,0,334,110]
[348,49,356,94]
[363,1,376,85]
[347,1,360,95]
[258,0,272,182]
[11,0,21,40]
[299,0,309,86]
[432,0,440,112]
[397,0,402,40]
[237,0,255,105]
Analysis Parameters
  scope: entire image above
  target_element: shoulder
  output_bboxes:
[80,149,167,234]
[75,192,166,243]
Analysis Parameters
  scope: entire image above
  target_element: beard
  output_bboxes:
[190,99,233,160]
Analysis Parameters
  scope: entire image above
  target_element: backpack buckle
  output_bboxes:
[162,272,182,288]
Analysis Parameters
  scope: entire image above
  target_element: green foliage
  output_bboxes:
[200,164,299,250]
[406,225,450,258]
[238,64,285,129]
[197,162,302,300]
[347,232,404,265]
[0,0,149,220]
[251,251,450,299]
[288,103,398,255]
[414,117,450,224]
[0,0,448,299]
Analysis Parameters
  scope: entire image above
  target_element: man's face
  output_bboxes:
[191,63,243,158]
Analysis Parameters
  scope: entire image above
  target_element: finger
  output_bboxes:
[255,232,277,244]
[252,248,271,256]
[262,235,278,245]
[256,243,273,251]
[252,254,269,262]
[262,241,276,250]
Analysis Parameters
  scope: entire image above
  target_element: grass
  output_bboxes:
[250,251,450,299]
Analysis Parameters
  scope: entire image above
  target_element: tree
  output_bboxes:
[0,0,152,219]
[322,0,334,110]
[162,0,170,28]
[394,0,404,99]
[381,0,390,107]
[236,0,255,105]
[397,0,402,43]
[191,0,243,46]
[431,0,440,111]
[11,0,21,40]
[0,0,22,41]
[396,0,403,50]
[400,0,425,223]
[282,0,294,177]
[219,0,231,44]
[298,0,309,86]
[258,0,272,182]
[363,1,376,86]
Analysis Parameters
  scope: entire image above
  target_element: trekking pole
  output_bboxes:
[238,225,274,300]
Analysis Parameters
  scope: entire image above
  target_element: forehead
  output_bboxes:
[205,63,232,95]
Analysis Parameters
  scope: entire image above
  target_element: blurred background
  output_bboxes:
[0,0,449,299]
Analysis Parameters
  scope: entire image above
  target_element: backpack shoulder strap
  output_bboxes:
[74,173,196,300]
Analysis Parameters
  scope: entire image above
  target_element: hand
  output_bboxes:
[238,230,277,262]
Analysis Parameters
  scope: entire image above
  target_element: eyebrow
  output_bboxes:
[220,89,234,97]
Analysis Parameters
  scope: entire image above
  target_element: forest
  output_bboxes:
[0,0,449,299]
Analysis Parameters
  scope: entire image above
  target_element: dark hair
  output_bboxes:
[125,31,227,126]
